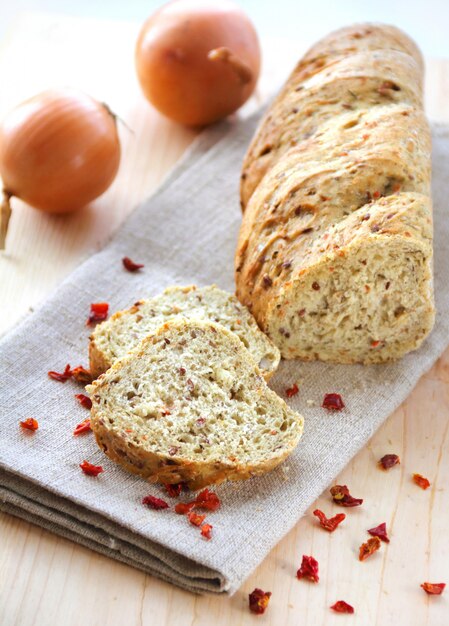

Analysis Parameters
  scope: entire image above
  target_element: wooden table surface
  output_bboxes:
[0,13,448,626]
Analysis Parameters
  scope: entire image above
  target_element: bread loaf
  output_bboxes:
[87,319,304,489]
[235,23,434,364]
[89,285,280,380]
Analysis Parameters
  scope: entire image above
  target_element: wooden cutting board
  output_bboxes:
[1,13,448,626]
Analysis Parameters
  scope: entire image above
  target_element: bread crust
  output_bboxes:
[236,23,434,364]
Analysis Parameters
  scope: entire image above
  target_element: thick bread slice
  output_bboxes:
[87,319,304,490]
[89,285,280,380]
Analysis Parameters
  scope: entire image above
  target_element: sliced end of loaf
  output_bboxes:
[88,319,303,489]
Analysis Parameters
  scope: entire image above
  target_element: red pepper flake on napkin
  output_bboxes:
[175,502,196,515]
[421,582,445,595]
[322,393,345,411]
[80,460,103,476]
[48,364,92,384]
[200,523,213,540]
[19,417,39,431]
[73,418,91,436]
[87,302,109,325]
[379,454,400,470]
[359,536,381,561]
[188,511,206,527]
[313,509,346,532]
[330,485,363,507]
[413,473,430,490]
[285,383,299,398]
[195,488,220,511]
[164,483,185,498]
[122,256,144,272]
[249,588,272,614]
[297,555,319,583]
[75,394,92,409]
[142,495,169,510]
[48,364,72,382]
[331,600,354,614]
[367,522,389,543]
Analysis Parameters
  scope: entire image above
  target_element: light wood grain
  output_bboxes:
[0,14,448,626]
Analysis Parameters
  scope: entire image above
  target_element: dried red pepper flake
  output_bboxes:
[367,522,389,543]
[379,454,400,470]
[122,256,144,272]
[71,366,93,384]
[86,302,109,325]
[142,495,169,510]
[297,555,319,582]
[330,485,363,507]
[330,600,354,614]
[313,509,346,532]
[75,393,92,409]
[322,393,345,411]
[19,417,39,431]
[188,511,206,527]
[413,473,430,490]
[73,418,91,436]
[194,488,220,511]
[359,536,381,561]
[200,523,213,540]
[249,588,271,615]
[421,582,445,595]
[164,482,187,498]
[48,364,72,382]
[80,460,103,476]
[286,383,299,398]
[175,501,196,515]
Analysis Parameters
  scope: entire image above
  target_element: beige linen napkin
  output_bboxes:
[0,112,448,595]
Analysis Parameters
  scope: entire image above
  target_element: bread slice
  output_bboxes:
[89,285,280,380]
[87,319,303,490]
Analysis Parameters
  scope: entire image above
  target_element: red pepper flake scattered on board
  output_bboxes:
[75,394,92,409]
[413,473,430,490]
[195,488,220,511]
[313,509,346,532]
[87,302,109,325]
[330,485,363,507]
[367,522,389,543]
[330,600,354,614]
[286,383,299,398]
[73,418,91,436]
[296,555,319,583]
[48,364,72,382]
[142,495,169,510]
[80,460,103,477]
[200,523,213,540]
[359,536,381,561]
[188,511,206,527]
[249,588,272,614]
[175,502,196,515]
[122,256,144,272]
[19,417,39,431]
[379,454,400,470]
[322,393,345,411]
[421,582,445,595]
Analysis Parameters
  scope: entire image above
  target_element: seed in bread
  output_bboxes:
[89,284,280,380]
[87,319,304,490]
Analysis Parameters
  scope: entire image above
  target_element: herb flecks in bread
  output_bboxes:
[87,319,304,490]
[236,23,434,364]
[89,285,280,380]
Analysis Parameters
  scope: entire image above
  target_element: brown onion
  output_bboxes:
[0,89,121,249]
[135,0,261,127]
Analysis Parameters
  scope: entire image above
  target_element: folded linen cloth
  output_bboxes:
[0,112,448,595]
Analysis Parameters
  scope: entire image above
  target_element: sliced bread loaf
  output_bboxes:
[89,285,280,380]
[87,319,303,490]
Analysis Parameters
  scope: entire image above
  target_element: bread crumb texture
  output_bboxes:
[87,319,303,489]
[236,23,434,364]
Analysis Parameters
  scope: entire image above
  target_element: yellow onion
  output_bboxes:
[0,89,121,249]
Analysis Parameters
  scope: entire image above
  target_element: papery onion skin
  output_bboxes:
[135,0,261,127]
[0,89,121,214]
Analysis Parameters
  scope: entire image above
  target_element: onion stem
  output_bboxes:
[0,192,12,250]
[208,47,253,84]
[102,103,135,135]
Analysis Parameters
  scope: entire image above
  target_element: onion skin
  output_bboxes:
[135,0,261,127]
[0,89,120,215]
